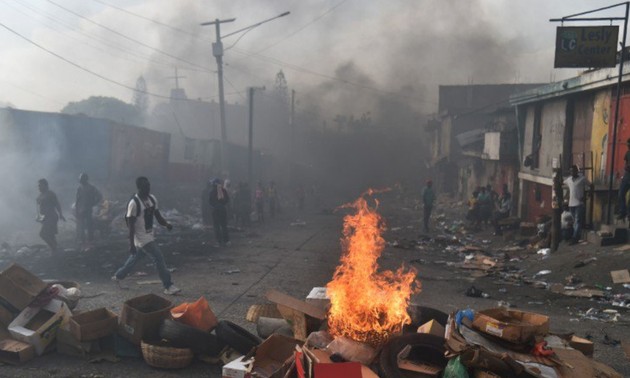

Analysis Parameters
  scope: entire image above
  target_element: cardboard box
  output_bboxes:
[265,289,325,341]
[301,346,367,378]
[251,334,303,378]
[0,301,17,327]
[0,339,35,365]
[70,308,118,341]
[0,264,48,311]
[118,294,172,345]
[472,308,549,344]
[8,299,71,355]
[417,319,446,338]
[222,356,253,378]
[305,287,330,310]
[57,328,102,359]
[569,335,594,357]
[397,345,442,377]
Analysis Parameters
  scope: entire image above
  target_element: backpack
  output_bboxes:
[124,194,156,226]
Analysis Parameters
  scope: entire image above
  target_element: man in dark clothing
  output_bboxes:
[617,138,630,220]
[422,180,435,233]
[37,179,65,255]
[209,178,230,247]
[75,173,102,245]
[201,180,212,227]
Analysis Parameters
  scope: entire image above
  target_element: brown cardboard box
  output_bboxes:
[70,308,118,341]
[0,264,47,311]
[250,334,303,378]
[57,328,102,359]
[417,319,446,338]
[265,289,325,341]
[118,294,172,345]
[471,308,549,344]
[0,301,17,327]
[569,335,594,357]
[0,339,35,365]
[301,346,365,378]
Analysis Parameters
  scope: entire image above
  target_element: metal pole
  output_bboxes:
[607,2,629,224]
[248,87,254,191]
[289,89,295,184]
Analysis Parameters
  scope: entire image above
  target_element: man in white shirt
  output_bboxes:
[112,177,181,295]
[564,165,591,245]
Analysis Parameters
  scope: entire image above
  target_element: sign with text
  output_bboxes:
[554,26,618,68]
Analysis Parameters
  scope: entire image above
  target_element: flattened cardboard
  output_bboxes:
[8,299,71,355]
[264,290,326,320]
[569,335,594,357]
[611,269,630,284]
[0,339,35,365]
[397,345,441,376]
[472,308,549,344]
[251,334,303,378]
[0,264,47,311]
[417,319,446,338]
[118,294,172,345]
[70,308,118,341]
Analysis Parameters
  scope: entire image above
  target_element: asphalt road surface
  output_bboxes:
[0,191,629,377]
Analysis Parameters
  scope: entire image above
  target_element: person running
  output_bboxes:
[36,179,65,255]
[112,177,181,295]
[75,173,102,247]
[209,178,230,247]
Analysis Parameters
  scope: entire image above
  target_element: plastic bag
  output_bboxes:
[443,356,470,378]
[171,296,218,331]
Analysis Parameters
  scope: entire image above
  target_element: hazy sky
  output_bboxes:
[0,0,625,114]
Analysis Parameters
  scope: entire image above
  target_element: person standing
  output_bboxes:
[422,179,435,233]
[75,173,102,246]
[268,181,278,218]
[617,138,630,220]
[201,179,213,228]
[36,179,65,255]
[209,178,230,247]
[492,184,512,236]
[112,177,181,295]
[255,181,265,222]
[564,165,591,245]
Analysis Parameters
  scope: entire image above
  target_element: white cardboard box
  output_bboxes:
[305,287,330,310]
[222,356,253,378]
[8,299,71,355]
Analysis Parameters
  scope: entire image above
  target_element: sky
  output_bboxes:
[0,0,626,115]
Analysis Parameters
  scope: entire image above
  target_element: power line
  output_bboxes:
[47,0,211,72]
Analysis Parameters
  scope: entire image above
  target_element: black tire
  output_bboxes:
[403,305,449,334]
[158,319,225,355]
[378,333,447,378]
[216,320,263,355]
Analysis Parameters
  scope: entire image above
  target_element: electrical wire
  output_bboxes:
[47,0,211,72]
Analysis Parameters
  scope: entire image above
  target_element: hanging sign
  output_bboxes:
[554,26,618,68]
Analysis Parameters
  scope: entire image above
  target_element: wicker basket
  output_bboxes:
[141,340,194,369]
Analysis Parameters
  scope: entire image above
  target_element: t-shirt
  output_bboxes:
[564,175,590,207]
[127,194,158,248]
[37,190,59,219]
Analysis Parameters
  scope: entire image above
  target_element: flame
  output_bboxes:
[326,191,420,346]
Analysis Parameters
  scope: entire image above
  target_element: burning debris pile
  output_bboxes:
[327,192,419,346]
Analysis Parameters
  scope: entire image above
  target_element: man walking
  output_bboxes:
[75,173,102,247]
[564,165,591,245]
[209,178,230,247]
[36,179,66,255]
[422,179,435,233]
[112,177,181,295]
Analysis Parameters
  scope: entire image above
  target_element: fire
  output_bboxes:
[326,191,420,346]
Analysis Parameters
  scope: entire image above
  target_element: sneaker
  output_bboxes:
[164,285,181,295]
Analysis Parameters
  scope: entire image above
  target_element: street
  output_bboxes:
[0,189,629,377]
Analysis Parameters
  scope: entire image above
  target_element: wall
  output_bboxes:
[109,123,170,181]
[591,89,611,185]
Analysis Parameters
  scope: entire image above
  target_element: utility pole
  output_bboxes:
[202,11,290,177]
[201,18,235,176]
[248,86,265,192]
[289,89,296,184]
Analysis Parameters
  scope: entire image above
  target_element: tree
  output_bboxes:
[132,75,149,118]
[61,96,143,126]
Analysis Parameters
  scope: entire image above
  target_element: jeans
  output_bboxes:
[114,241,172,288]
[76,210,94,243]
[212,208,230,245]
[618,174,630,217]
[570,204,585,241]
[423,204,433,232]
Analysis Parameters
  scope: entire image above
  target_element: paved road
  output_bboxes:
[1,192,629,377]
